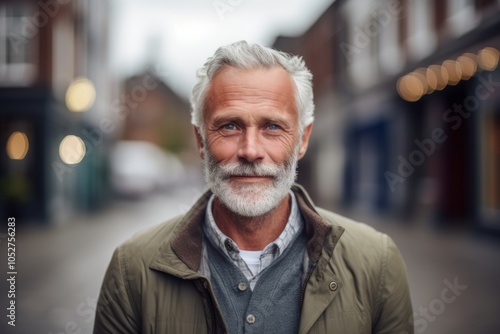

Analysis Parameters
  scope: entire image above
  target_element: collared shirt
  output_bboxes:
[199,191,304,290]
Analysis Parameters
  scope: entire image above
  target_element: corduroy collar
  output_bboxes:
[163,184,344,273]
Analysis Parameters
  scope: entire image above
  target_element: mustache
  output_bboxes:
[215,162,282,180]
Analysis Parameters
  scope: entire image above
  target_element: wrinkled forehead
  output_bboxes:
[203,66,297,115]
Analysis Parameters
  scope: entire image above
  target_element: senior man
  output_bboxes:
[94,41,414,334]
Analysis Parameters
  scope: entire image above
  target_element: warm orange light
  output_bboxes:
[477,47,499,71]
[426,67,438,91]
[442,60,462,85]
[429,65,448,90]
[414,68,431,94]
[397,73,424,102]
[6,131,29,160]
[457,53,477,80]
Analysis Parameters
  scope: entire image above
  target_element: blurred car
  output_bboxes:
[110,140,185,198]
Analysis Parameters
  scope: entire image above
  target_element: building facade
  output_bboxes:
[0,0,111,223]
[275,0,500,231]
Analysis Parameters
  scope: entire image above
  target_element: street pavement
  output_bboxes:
[340,209,500,334]
[1,185,499,334]
[0,184,208,334]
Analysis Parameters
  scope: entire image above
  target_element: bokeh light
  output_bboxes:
[457,53,477,80]
[65,77,96,112]
[397,73,425,102]
[414,68,431,94]
[429,64,448,91]
[441,60,462,85]
[59,135,86,164]
[6,131,29,160]
[477,47,499,71]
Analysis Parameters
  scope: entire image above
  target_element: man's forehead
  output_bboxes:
[205,66,296,108]
[211,66,293,97]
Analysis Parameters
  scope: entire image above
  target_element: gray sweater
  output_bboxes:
[206,230,307,334]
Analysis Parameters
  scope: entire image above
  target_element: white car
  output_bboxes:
[110,140,185,198]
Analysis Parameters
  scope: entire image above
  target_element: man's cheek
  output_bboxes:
[208,142,238,162]
[265,141,295,163]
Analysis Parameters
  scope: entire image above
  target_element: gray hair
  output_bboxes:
[190,41,314,136]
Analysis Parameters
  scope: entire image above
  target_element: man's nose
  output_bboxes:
[237,128,265,163]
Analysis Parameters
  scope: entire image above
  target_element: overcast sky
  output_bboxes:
[109,0,334,99]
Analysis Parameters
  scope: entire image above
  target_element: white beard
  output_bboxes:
[203,143,300,217]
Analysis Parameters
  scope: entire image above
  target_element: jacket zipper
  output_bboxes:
[300,262,316,306]
[197,279,223,334]
[206,289,218,334]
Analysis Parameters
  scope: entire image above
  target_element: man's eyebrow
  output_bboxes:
[210,114,294,129]
[262,116,292,125]
[211,114,243,124]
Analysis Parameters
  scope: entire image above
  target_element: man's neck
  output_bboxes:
[212,194,291,251]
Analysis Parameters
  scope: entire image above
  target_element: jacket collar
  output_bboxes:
[150,184,344,277]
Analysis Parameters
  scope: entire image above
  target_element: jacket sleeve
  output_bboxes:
[93,247,140,334]
[373,235,414,334]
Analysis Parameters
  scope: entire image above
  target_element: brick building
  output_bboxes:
[0,0,111,222]
[274,0,500,231]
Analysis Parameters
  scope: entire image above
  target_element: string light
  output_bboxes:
[397,47,498,101]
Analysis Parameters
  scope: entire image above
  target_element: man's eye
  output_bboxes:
[267,124,280,130]
[222,124,236,130]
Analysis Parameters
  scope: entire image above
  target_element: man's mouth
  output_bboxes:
[229,175,272,182]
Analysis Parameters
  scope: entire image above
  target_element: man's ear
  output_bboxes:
[194,126,205,160]
[298,123,313,160]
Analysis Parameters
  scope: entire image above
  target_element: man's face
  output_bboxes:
[196,66,312,217]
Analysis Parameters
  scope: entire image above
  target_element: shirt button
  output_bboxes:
[224,240,233,252]
[246,314,256,324]
[238,282,248,291]
[329,281,338,291]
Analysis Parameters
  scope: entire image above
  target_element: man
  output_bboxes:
[94,41,414,334]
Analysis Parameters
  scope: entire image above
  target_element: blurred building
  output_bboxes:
[109,72,194,198]
[121,72,193,153]
[274,4,345,210]
[0,0,111,223]
[274,0,500,232]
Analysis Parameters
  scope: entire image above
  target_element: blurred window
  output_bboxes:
[407,0,437,60]
[378,8,404,76]
[447,0,476,37]
[479,103,500,228]
[433,0,447,33]
[0,3,37,86]
[397,0,407,49]
[475,0,497,11]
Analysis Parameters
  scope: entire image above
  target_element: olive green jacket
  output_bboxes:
[94,184,414,333]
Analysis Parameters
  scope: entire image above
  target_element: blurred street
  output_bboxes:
[341,209,500,334]
[0,184,499,334]
[1,0,500,333]
[0,184,208,334]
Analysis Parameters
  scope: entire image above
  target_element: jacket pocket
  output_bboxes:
[308,310,370,334]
